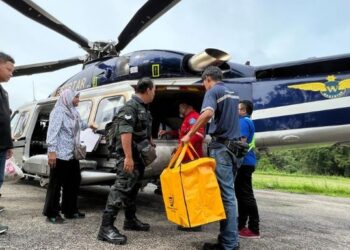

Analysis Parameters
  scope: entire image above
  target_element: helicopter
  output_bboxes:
[3,0,350,186]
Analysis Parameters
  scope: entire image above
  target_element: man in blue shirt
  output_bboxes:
[235,100,260,239]
[182,66,240,250]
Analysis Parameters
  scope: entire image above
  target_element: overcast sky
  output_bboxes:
[1,0,350,110]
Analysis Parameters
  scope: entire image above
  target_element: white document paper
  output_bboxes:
[80,128,101,152]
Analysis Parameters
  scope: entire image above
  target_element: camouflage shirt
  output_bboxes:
[114,95,152,157]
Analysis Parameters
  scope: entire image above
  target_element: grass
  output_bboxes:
[253,171,350,197]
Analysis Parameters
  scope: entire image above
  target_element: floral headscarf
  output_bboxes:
[55,88,81,147]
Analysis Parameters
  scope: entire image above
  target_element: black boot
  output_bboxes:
[98,212,127,245]
[123,216,150,231]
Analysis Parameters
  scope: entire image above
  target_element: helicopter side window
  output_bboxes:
[12,111,30,139]
[76,100,92,125]
[11,111,20,131]
[95,96,125,127]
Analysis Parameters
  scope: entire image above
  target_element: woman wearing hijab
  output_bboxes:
[43,88,88,224]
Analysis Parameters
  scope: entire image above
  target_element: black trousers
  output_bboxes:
[104,158,144,220]
[43,158,81,218]
[235,164,260,233]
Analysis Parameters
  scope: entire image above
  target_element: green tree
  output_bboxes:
[257,146,350,177]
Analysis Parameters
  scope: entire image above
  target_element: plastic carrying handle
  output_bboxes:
[167,143,200,169]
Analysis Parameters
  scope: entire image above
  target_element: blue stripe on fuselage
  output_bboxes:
[254,107,350,132]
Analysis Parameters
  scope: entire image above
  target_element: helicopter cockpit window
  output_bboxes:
[12,111,30,139]
[95,96,125,126]
[76,100,92,125]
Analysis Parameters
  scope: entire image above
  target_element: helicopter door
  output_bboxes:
[11,110,31,165]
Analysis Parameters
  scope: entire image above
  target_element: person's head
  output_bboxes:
[72,92,80,107]
[57,88,80,109]
[0,52,15,83]
[201,66,223,90]
[239,100,254,117]
[179,102,194,118]
[135,77,155,104]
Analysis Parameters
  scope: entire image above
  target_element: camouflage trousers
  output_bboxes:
[104,159,144,219]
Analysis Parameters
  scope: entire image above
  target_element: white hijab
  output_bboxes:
[55,89,81,147]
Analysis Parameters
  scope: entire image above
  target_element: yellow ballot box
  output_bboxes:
[160,143,226,228]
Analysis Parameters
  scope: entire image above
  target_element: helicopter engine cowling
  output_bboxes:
[187,48,231,72]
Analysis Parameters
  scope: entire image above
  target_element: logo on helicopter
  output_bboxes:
[288,75,350,98]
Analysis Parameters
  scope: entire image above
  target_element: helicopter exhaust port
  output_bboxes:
[187,48,231,72]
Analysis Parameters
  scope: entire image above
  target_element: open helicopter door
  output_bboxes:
[18,82,137,186]
[10,103,37,168]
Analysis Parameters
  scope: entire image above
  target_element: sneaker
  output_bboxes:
[0,224,8,234]
[239,228,260,239]
[0,206,4,213]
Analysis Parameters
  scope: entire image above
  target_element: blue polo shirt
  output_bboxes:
[240,115,256,166]
[201,82,240,140]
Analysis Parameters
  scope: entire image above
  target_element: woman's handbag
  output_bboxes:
[74,144,87,160]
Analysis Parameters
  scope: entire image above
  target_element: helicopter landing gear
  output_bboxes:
[39,177,49,188]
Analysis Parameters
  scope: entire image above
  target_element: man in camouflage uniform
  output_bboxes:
[98,77,156,245]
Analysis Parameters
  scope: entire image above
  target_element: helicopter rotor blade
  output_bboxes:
[115,0,180,52]
[13,56,85,77]
[1,0,91,51]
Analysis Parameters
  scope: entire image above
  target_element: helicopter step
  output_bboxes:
[22,154,116,186]
[22,154,99,177]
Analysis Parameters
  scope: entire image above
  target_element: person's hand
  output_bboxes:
[89,122,98,132]
[171,147,177,155]
[158,130,167,137]
[48,152,57,168]
[124,156,134,173]
[181,134,191,144]
[6,149,13,159]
